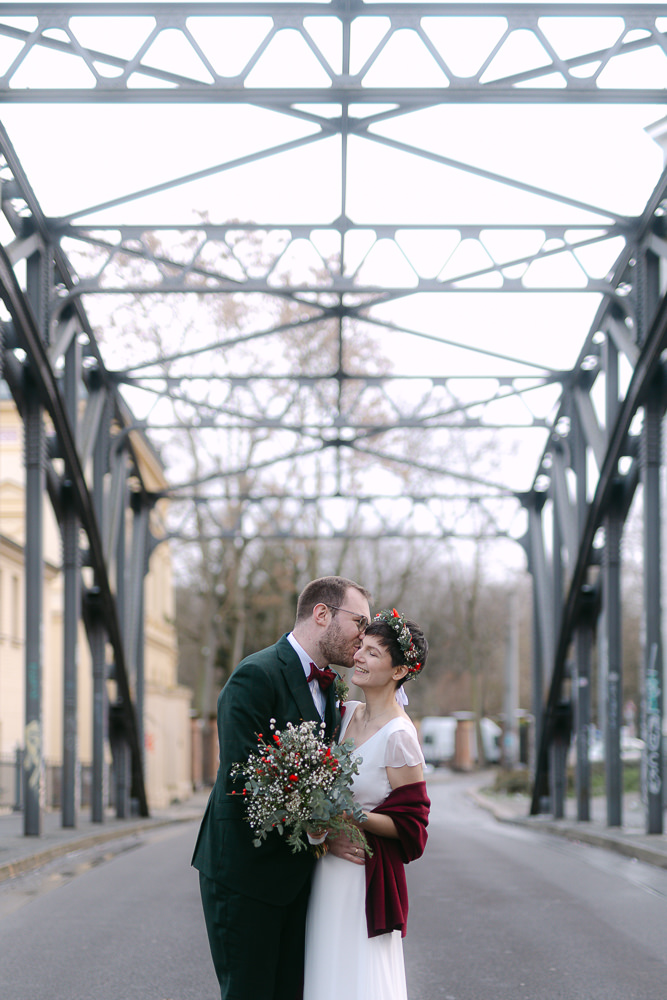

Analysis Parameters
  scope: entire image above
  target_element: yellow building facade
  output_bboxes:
[0,396,192,813]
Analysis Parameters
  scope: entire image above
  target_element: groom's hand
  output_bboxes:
[327,832,366,865]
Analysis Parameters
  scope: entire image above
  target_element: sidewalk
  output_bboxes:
[0,789,209,883]
[470,778,667,870]
[3,779,667,882]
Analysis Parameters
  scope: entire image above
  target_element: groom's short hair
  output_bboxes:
[295,576,371,623]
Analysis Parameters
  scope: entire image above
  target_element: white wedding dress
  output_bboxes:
[303,702,425,1000]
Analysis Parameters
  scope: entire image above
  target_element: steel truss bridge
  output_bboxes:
[0,2,666,834]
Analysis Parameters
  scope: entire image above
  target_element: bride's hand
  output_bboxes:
[327,831,366,865]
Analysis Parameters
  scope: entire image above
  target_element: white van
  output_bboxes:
[419,715,501,766]
[420,716,457,766]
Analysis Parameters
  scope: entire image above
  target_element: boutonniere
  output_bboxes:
[334,675,349,706]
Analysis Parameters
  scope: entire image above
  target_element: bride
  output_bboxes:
[303,608,430,1000]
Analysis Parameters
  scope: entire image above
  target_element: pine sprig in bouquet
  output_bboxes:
[230,719,370,855]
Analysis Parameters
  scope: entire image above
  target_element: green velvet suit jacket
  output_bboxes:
[192,634,340,905]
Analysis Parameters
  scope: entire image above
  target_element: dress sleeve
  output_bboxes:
[384,724,425,768]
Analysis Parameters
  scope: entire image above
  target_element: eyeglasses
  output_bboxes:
[325,605,369,633]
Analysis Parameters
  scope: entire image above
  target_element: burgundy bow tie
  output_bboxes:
[307,662,336,691]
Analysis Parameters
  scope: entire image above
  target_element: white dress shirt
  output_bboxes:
[287,632,326,719]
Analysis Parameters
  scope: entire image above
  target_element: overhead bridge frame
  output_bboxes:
[0,2,666,834]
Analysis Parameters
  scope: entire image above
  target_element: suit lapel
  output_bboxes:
[276,635,321,725]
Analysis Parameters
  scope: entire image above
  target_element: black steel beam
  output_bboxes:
[0,244,149,817]
[530,290,667,814]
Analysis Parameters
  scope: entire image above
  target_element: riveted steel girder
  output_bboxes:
[2,3,667,835]
[0,128,153,819]
[0,3,665,104]
[530,263,667,818]
[0,243,150,819]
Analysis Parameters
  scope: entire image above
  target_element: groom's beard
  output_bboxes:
[319,619,358,670]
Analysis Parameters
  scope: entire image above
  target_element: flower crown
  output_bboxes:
[373,608,423,679]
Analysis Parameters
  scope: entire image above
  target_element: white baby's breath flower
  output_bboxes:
[230,719,369,855]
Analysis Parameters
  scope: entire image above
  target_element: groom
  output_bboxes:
[192,575,372,1000]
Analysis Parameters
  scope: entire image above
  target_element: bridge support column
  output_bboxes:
[642,378,663,834]
[23,369,44,836]
[603,500,623,827]
[23,248,49,836]
[62,335,82,829]
[573,594,594,822]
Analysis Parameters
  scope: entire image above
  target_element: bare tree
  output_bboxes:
[84,228,528,764]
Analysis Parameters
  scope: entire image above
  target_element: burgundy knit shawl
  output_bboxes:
[364,780,430,938]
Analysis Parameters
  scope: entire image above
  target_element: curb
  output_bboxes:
[469,789,667,871]
[0,812,198,884]
[516,820,667,870]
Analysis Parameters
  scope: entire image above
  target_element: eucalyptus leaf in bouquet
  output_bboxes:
[230,719,370,855]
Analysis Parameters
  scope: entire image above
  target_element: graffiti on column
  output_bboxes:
[24,719,41,793]
[644,644,662,798]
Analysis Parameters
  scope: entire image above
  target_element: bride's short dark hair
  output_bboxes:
[364,616,428,686]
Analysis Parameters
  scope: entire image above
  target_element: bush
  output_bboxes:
[491,768,532,795]
[490,761,641,800]
[567,761,641,796]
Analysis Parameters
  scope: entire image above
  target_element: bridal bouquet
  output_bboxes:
[230,719,370,855]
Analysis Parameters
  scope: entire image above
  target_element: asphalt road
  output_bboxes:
[405,773,667,1000]
[0,823,218,1000]
[1,774,667,999]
